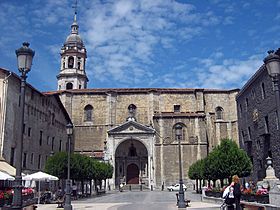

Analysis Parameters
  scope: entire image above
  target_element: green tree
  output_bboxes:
[188,159,205,192]
[188,139,252,189]
[217,139,252,182]
[45,152,68,179]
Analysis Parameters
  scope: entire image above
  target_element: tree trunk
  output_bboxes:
[81,180,84,194]
[196,179,198,193]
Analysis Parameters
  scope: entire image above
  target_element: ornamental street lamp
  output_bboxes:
[64,123,73,210]
[12,42,35,209]
[175,124,186,209]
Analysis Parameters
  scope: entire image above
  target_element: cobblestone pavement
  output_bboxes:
[36,190,222,210]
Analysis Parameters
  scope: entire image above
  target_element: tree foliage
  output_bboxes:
[45,152,114,182]
[188,139,252,182]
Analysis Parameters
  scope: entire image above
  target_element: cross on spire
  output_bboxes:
[72,0,78,21]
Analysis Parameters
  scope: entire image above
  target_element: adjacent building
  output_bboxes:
[0,68,71,174]
[236,62,280,181]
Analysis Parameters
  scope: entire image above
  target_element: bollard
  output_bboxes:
[129,185,131,191]
[151,185,153,191]
[176,193,179,206]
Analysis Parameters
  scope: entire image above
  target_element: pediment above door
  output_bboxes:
[108,120,155,135]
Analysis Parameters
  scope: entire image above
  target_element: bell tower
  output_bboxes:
[57,2,88,90]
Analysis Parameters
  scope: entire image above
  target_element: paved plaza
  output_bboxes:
[36,190,221,210]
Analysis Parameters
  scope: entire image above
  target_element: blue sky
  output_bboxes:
[1,0,280,91]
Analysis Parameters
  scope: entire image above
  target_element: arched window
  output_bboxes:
[215,106,223,120]
[84,105,93,121]
[173,123,186,142]
[77,62,81,70]
[68,56,74,68]
[66,82,73,90]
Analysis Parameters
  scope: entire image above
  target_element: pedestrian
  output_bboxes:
[232,175,242,210]
[72,183,77,200]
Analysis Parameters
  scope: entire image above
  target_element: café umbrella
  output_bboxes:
[23,171,59,204]
[0,171,15,180]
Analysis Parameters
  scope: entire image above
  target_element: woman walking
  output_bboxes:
[232,175,242,210]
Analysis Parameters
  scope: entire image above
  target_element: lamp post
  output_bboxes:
[64,123,73,210]
[12,42,35,209]
[175,124,186,209]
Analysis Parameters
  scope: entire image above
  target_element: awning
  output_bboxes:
[0,156,16,176]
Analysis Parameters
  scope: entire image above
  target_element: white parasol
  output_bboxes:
[23,171,59,204]
[0,171,15,180]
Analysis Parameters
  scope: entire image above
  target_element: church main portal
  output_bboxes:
[115,140,148,186]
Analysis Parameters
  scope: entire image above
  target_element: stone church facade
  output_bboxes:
[46,12,240,189]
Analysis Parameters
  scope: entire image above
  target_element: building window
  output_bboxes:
[259,160,263,169]
[79,85,81,89]
[23,153,27,168]
[77,62,81,70]
[66,82,73,90]
[51,113,55,125]
[23,124,26,134]
[173,123,186,141]
[239,104,242,119]
[68,56,74,68]
[248,127,251,141]
[28,127,31,137]
[84,105,93,121]
[256,139,261,150]
[261,82,266,99]
[38,155,41,169]
[30,153,34,164]
[264,116,269,133]
[251,89,256,99]
[31,90,34,100]
[10,148,15,166]
[245,98,249,111]
[276,111,279,130]
[51,137,55,146]
[174,105,181,113]
[215,106,223,120]
[52,138,55,151]
[59,140,62,151]
[40,131,43,146]
[241,130,245,145]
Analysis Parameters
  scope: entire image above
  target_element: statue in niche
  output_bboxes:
[127,104,137,121]
[128,143,137,156]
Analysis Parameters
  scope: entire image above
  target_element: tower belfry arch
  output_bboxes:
[105,120,156,188]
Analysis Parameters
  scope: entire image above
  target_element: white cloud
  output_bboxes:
[193,54,263,89]
[83,0,221,86]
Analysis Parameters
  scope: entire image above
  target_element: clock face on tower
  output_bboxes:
[252,109,259,122]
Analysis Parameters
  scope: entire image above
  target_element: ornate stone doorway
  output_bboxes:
[127,163,139,184]
[115,139,148,186]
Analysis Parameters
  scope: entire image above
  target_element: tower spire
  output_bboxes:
[71,0,79,35]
